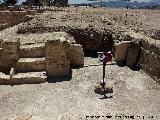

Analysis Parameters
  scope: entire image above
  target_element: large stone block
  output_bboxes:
[15,58,45,72]
[0,40,20,71]
[115,41,130,65]
[6,71,47,85]
[45,39,70,77]
[70,44,84,67]
[20,43,45,58]
[126,41,140,68]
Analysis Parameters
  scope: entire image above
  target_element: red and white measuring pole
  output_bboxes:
[97,51,112,91]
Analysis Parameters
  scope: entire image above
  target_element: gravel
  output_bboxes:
[0,57,159,120]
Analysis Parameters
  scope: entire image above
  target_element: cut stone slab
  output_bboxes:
[0,40,20,71]
[20,43,45,58]
[115,41,130,65]
[70,44,84,67]
[6,71,47,85]
[15,58,45,72]
[45,39,70,77]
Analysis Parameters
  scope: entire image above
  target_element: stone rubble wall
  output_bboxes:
[0,10,36,31]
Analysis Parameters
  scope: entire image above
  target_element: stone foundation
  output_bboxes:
[0,32,84,84]
[0,39,20,71]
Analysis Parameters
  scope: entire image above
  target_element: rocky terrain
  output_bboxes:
[0,7,160,119]
[17,7,160,40]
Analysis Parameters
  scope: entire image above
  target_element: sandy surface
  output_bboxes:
[0,7,160,120]
[16,7,160,39]
[0,57,160,120]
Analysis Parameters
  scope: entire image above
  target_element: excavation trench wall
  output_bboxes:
[139,40,160,81]
[17,23,160,81]
[67,28,114,55]
[17,26,114,55]
[122,32,160,81]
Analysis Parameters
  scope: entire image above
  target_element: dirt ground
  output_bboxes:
[0,57,160,120]
[0,7,160,120]
[16,7,160,39]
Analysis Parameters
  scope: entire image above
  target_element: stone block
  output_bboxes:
[126,41,140,68]
[70,44,84,67]
[20,43,45,58]
[15,58,45,72]
[115,41,130,65]
[45,39,70,77]
[6,71,47,85]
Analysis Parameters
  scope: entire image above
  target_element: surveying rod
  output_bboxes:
[98,51,112,92]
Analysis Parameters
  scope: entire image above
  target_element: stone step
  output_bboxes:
[0,71,47,85]
[16,58,45,72]
[20,43,45,58]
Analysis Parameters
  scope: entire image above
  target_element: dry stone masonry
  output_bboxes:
[0,32,84,85]
[0,7,159,83]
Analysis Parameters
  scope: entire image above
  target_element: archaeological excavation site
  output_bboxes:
[0,4,160,120]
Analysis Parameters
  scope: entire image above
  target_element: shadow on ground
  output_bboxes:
[47,70,72,83]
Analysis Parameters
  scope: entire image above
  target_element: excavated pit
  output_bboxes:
[16,22,160,81]
[0,7,159,83]
[17,25,115,56]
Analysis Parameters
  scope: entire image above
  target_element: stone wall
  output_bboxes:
[0,10,36,31]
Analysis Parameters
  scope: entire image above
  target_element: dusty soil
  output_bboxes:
[0,57,160,120]
[0,7,160,119]
[1,7,160,50]
[17,7,160,40]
